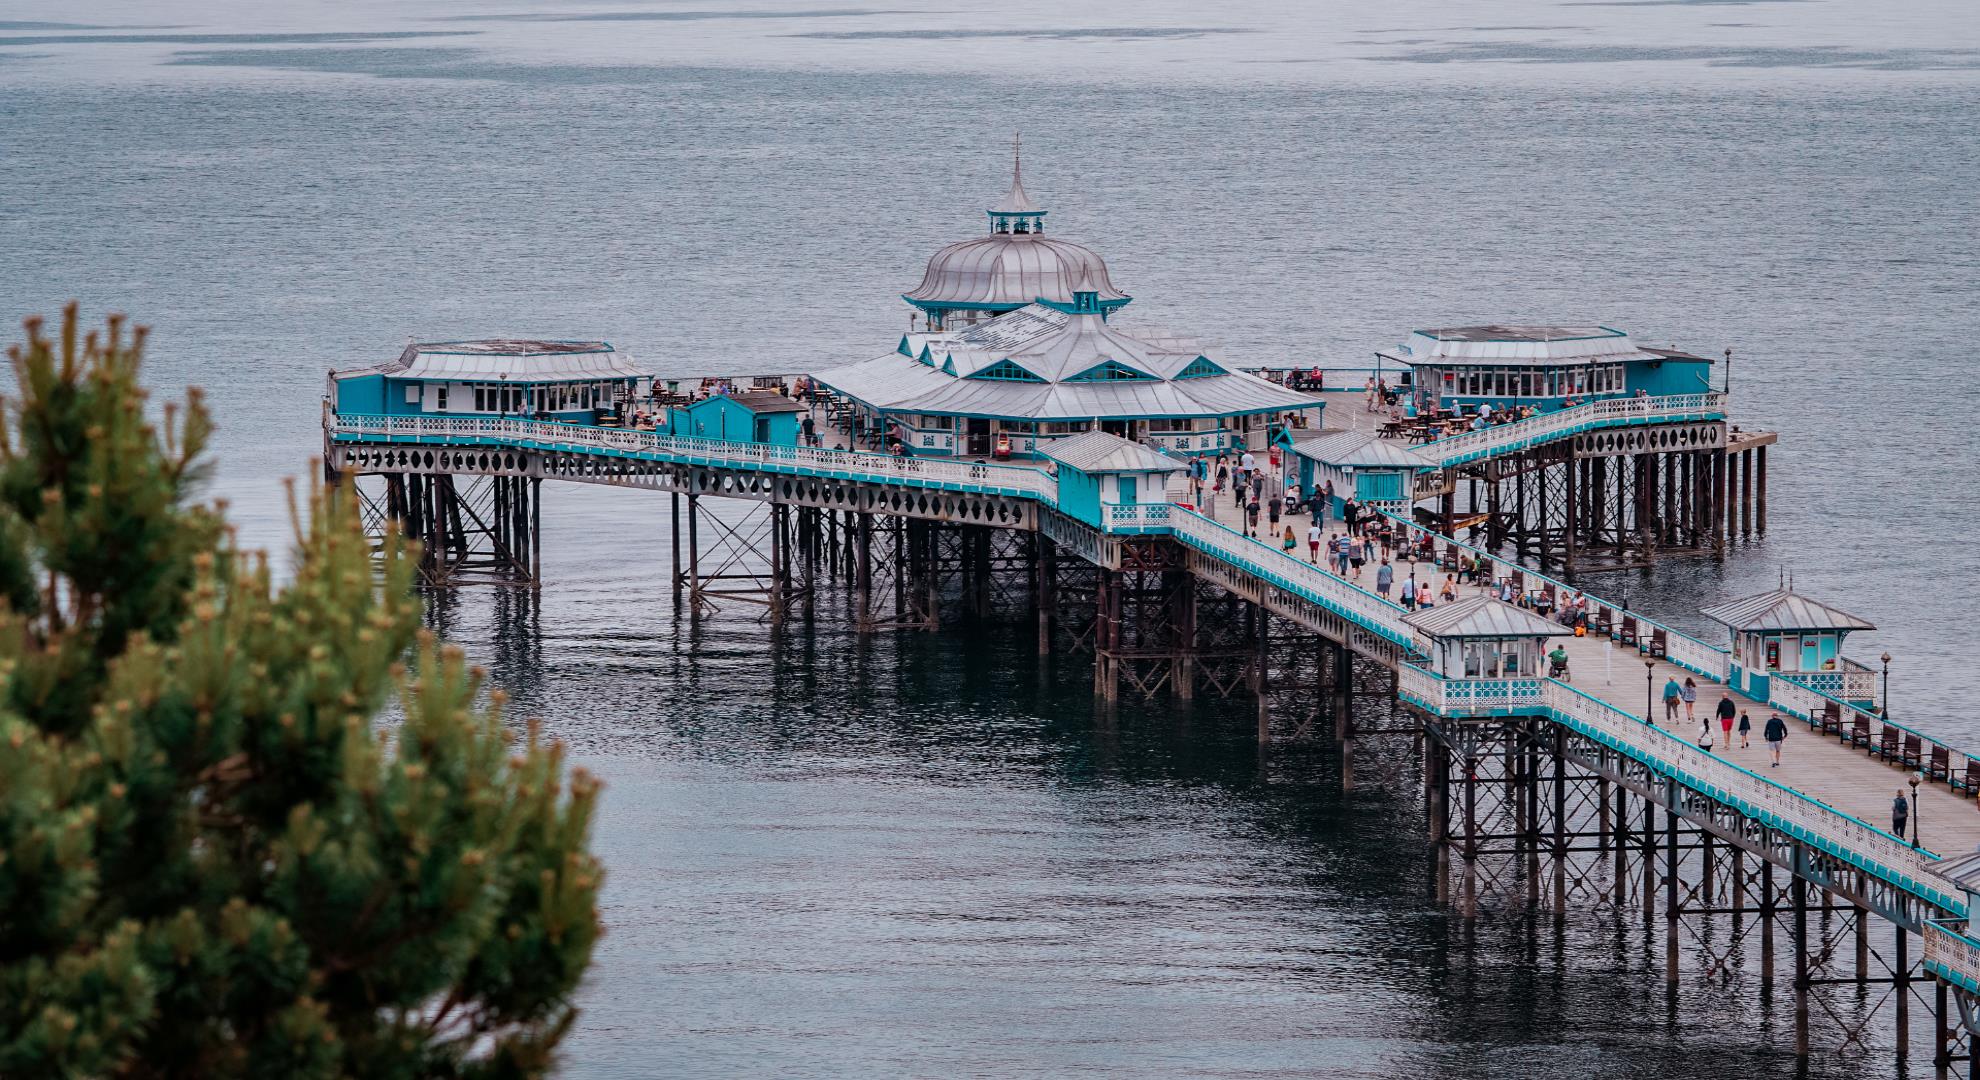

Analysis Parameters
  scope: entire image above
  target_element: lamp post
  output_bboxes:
[1724,347,1733,396]
[1645,657,1658,727]
[1881,651,1892,719]
[1909,773,1921,850]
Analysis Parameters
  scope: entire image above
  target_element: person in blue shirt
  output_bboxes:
[1662,677,1683,724]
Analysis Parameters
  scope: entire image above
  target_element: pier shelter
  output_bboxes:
[1039,430,1186,529]
[1406,596,1566,680]
[814,160,1320,461]
[1290,430,1437,516]
[670,391,804,445]
[329,339,649,423]
[1379,326,1714,417]
[1702,588,1876,704]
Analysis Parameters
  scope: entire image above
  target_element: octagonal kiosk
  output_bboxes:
[1701,588,1876,705]
[1039,429,1186,531]
[1406,595,1569,681]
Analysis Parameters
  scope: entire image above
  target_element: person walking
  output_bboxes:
[1662,675,1682,725]
[1377,558,1395,600]
[1249,469,1265,505]
[1281,525,1298,553]
[1737,710,1752,749]
[1764,713,1788,767]
[1307,521,1323,563]
[1348,536,1366,581]
[1716,693,1737,748]
[1893,788,1910,840]
[1682,677,1698,723]
[1335,535,1351,576]
[1268,493,1283,532]
[1697,719,1715,753]
[1342,497,1360,531]
[1190,455,1207,504]
[1246,493,1261,538]
[1214,460,1229,501]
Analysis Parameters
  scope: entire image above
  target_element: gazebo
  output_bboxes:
[1702,588,1876,703]
[1406,595,1568,679]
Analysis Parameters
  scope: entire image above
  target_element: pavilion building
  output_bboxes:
[329,339,650,423]
[1378,326,1714,417]
[814,154,1321,459]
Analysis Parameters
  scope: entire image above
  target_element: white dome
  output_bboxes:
[905,234,1128,309]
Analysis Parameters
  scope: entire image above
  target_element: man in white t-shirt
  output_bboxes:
[1306,522,1323,563]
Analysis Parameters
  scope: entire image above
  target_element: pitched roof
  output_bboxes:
[1040,430,1184,474]
[1700,589,1875,633]
[1405,596,1568,639]
[1292,429,1437,470]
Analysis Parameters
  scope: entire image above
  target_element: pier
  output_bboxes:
[321,165,1979,1069]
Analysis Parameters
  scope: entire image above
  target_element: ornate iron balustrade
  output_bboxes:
[1377,509,1731,682]
[1418,392,1727,467]
[328,412,1057,498]
[1100,502,1174,533]
[1925,922,1980,995]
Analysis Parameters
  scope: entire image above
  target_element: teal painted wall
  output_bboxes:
[1056,468,1102,526]
[674,396,801,444]
[1355,471,1405,502]
[1628,359,1714,396]
[336,374,387,415]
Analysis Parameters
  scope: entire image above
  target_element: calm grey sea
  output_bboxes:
[4,1,1979,1075]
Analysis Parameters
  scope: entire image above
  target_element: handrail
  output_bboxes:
[1167,507,1424,653]
[1372,507,1730,681]
[326,412,1057,498]
[1419,393,1727,468]
[1925,922,1980,994]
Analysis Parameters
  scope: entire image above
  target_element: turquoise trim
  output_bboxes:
[1066,360,1156,383]
[967,359,1045,383]
[1175,356,1227,379]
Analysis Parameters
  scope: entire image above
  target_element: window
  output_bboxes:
[969,359,1044,382]
[1045,421,1089,435]
[1175,356,1226,379]
[436,387,448,411]
[406,383,421,404]
[1068,360,1154,382]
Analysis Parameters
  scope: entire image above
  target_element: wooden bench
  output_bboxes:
[1876,726,1900,760]
[1590,606,1614,636]
[1899,733,1923,770]
[1847,711,1872,749]
[1928,745,1952,783]
[1618,616,1638,647]
[1818,700,1842,736]
[1645,627,1668,660]
[1954,760,1980,797]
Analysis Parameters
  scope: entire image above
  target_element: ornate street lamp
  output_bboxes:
[1882,651,1893,720]
[1909,773,1921,851]
[1645,657,1658,727]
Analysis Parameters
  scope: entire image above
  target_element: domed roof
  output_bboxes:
[904,140,1128,313]
[904,234,1127,309]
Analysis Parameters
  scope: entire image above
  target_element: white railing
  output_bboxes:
[1396,665,1547,715]
[1784,661,1881,705]
[1544,681,1958,909]
[327,412,1057,498]
[1420,393,1727,467]
[1925,923,1980,991]
[1168,507,1424,651]
[1101,502,1174,532]
[1377,509,1731,683]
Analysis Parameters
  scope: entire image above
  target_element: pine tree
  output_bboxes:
[0,305,603,1078]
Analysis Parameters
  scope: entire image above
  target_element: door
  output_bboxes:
[967,418,991,456]
[1118,475,1138,505]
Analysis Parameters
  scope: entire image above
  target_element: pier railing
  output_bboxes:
[1376,509,1731,682]
[327,412,1057,499]
[1167,507,1424,652]
[1418,393,1727,468]
[1924,922,1980,994]
[1765,673,1968,793]
[1101,503,1174,533]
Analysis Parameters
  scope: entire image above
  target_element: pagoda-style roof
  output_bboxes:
[1701,589,1875,633]
[1040,430,1184,475]
[1406,596,1567,640]
[1292,430,1438,471]
[813,304,1316,423]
